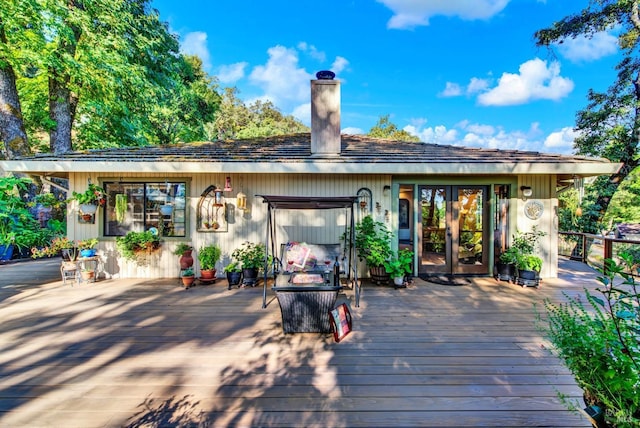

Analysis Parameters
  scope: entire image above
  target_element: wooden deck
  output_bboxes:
[0,259,598,427]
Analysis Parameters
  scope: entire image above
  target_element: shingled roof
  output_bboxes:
[0,133,620,179]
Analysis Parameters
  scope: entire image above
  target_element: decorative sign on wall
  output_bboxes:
[197,185,228,232]
[524,200,544,220]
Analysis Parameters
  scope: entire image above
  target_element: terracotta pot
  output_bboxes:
[179,250,194,269]
[182,276,195,288]
[200,269,216,280]
[81,270,95,281]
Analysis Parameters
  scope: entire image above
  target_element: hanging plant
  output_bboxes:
[115,194,127,222]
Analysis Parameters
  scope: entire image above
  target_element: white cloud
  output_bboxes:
[543,126,577,152]
[404,119,576,154]
[249,45,314,107]
[181,31,211,71]
[404,123,458,144]
[441,78,490,98]
[377,0,510,29]
[217,62,248,84]
[558,31,618,62]
[298,42,327,62]
[332,56,349,75]
[292,102,311,125]
[477,58,574,106]
[342,126,364,135]
[466,77,490,95]
[440,82,462,97]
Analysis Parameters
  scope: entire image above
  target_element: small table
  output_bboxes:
[60,256,101,285]
[77,256,100,283]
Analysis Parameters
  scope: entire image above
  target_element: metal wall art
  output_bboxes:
[197,185,228,232]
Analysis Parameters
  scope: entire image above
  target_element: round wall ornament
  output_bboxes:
[524,200,544,220]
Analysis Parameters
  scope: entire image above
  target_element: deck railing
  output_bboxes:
[559,231,640,271]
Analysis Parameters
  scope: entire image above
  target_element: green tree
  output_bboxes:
[604,166,640,225]
[367,114,420,142]
[1,0,220,154]
[534,1,640,231]
[209,87,308,140]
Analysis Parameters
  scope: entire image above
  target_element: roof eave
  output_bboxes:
[0,159,622,177]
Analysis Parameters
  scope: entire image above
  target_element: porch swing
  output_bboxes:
[258,195,360,331]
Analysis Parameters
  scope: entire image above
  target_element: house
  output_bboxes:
[0,74,621,280]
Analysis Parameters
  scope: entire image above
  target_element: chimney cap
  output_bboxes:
[316,70,335,80]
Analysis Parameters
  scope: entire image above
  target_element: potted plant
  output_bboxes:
[115,230,161,264]
[232,241,267,286]
[31,236,78,261]
[354,215,393,284]
[77,238,99,257]
[172,242,193,269]
[223,261,242,289]
[69,183,106,214]
[384,248,414,288]
[180,266,195,288]
[539,256,640,427]
[496,246,519,282]
[511,227,546,287]
[0,176,41,261]
[198,243,221,281]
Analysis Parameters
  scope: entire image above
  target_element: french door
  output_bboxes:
[418,185,489,275]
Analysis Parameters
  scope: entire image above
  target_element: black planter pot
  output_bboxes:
[495,262,516,282]
[242,267,259,286]
[226,271,242,289]
[516,269,540,287]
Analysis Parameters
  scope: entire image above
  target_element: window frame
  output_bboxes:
[101,179,189,238]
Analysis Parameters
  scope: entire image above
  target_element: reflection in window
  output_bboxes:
[103,182,187,237]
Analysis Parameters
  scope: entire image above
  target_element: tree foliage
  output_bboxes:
[535,1,640,231]
[367,114,420,142]
[209,87,308,140]
[1,0,221,157]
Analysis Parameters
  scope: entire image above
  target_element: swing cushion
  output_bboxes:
[282,242,342,274]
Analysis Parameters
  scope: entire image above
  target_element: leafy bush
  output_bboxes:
[115,231,160,262]
[539,256,639,427]
[354,215,392,267]
[198,244,221,270]
[384,248,414,278]
[232,241,267,270]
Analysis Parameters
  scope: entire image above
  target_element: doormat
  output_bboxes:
[420,275,471,286]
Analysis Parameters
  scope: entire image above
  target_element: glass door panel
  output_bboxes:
[418,185,489,276]
[419,186,449,274]
[454,187,487,274]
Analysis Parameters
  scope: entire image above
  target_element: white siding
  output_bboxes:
[516,174,558,278]
[73,172,390,279]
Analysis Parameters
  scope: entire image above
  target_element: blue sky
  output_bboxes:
[150,0,621,155]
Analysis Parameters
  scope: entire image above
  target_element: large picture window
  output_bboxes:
[103,181,187,237]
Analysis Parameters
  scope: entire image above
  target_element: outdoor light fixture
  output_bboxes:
[383,185,391,197]
[213,187,224,205]
[224,176,233,192]
[236,191,247,210]
[520,186,533,198]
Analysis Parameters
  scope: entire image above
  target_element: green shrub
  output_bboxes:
[539,256,639,426]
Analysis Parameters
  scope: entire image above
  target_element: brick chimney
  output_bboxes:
[311,71,340,155]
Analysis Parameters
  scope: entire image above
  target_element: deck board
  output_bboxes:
[0,259,597,427]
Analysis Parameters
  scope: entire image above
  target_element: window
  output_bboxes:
[103,181,187,237]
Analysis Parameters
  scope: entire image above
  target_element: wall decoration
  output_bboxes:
[197,185,228,232]
[524,200,544,220]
